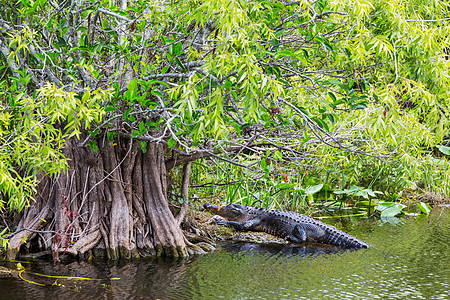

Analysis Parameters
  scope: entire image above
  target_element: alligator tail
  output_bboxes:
[325,229,369,249]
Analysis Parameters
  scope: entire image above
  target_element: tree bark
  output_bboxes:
[175,162,191,226]
[7,134,192,260]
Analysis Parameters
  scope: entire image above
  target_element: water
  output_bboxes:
[1,209,448,299]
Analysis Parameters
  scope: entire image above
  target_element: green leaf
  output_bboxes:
[82,90,91,103]
[278,49,294,59]
[57,37,67,46]
[322,39,333,52]
[173,42,182,56]
[127,79,138,91]
[107,132,116,141]
[151,90,163,98]
[305,184,323,195]
[417,202,432,214]
[123,107,132,121]
[312,117,329,132]
[148,80,169,89]
[34,52,45,61]
[325,78,343,87]
[167,137,176,148]
[436,145,450,156]
[140,141,147,153]
[174,57,186,71]
[328,92,337,102]
[274,150,283,160]
[293,188,306,194]
[139,121,145,133]
[89,128,99,136]
[88,140,98,152]
[296,52,308,65]
[326,113,335,124]
[275,183,296,190]
[376,202,406,218]
[261,158,268,172]
[232,121,241,135]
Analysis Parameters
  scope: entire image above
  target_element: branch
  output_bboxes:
[165,144,264,171]
[0,35,20,78]
[98,8,132,23]
[27,41,63,87]
[279,98,389,158]
[143,72,192,80]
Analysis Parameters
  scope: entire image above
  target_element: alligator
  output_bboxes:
[204,203,369,249]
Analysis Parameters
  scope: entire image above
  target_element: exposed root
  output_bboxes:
[70,230,101,254]
[183,231,216,255]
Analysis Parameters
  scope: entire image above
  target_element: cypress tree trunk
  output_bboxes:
[7,134,193,260]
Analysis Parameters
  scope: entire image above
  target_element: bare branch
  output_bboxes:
[97,8,132,23]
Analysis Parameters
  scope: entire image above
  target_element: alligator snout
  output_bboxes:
[203,203,220,213]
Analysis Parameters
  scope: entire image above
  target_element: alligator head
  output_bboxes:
[203,203,251,222]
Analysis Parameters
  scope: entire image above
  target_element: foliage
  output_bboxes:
[334,185,383,200]
[184,0,450,209]
[0,82,107,211]
[1,0,450,217]
[417,202,432,215]
[0,227,10,252]
[375,202,406,218]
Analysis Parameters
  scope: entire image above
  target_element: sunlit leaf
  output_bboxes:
[376,202,406,218]
[417,202,432,215]
[436,145,450,156]
[275,183,296,190]
[305,184,323,195]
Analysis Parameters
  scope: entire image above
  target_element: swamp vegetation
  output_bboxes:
[0,0,450,262]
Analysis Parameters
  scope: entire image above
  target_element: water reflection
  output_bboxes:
[218,241,345,258]
[0,209,448,300]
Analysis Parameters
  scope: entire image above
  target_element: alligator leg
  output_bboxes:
[288,223,326,243]
[287,224,307,243]
[213,219,260,231]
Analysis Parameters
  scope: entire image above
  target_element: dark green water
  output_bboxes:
[1,209,449,299]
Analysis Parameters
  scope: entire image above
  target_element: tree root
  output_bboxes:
[183,231,216,255]
[70,230,101,254]
[6,138,220,260]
